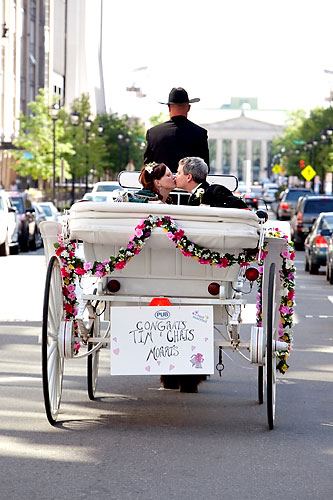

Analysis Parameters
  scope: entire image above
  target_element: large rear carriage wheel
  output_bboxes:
[266,262,277,430]
[42,256,64,425]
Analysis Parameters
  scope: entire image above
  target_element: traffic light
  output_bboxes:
[300,159,305,169]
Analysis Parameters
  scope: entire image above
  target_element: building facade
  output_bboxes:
[205,112,284,182]
[0,0,106,189]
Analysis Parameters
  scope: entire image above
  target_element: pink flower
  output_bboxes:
[67,284,75,292]
[74,267,86,276]
[258,266,263,274]
[115,261,126,270]
[135,228,143,237]
[279,305,291,315]
[68,292,76,301]
[84,262,93,271]
[281,248,290,259]
[166,232,174,240]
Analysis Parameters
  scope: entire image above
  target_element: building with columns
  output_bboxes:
[191,98,286,183]
[205,112,284,182]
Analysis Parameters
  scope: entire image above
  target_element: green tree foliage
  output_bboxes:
[61,94,108,180]
[98,113,146,176]
[12,89,73,179]
[149,112,167,127]
[274,107,333,183]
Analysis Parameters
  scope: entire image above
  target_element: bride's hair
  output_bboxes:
[139,162,172,203]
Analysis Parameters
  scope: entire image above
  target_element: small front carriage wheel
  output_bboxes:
[42,256,64,425]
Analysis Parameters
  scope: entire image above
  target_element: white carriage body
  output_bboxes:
[67,203,260,321]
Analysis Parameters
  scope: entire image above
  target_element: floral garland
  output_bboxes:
[54,216,295,373]
[255,229,295,374]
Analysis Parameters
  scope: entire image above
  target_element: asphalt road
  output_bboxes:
[0,238,332,500]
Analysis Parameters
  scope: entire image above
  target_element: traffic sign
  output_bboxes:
[272,164,280,174]
[301,165,316,181]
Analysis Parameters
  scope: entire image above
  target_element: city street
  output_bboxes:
[0,237,332,500]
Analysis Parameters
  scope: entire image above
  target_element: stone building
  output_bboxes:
[192,98,286,182]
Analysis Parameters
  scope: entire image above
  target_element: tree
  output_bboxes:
[273,107,333,188]
[12,89,73,180]
[98,113,146,176]
[61,94,109,202]
[149,112,167,127]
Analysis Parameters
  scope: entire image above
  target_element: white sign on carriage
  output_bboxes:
[110,306,214,375]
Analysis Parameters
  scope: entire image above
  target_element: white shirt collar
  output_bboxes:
[191,183,202,195]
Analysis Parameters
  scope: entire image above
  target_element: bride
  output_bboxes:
[131,162,176,204]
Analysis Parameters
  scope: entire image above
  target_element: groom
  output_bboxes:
[175,156,248,209]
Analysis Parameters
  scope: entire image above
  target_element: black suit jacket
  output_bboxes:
[188,181,248,209]
[144,116,209,173]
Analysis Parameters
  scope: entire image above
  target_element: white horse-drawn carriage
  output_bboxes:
[40,175,295,429]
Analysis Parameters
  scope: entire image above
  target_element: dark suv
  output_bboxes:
[8,192,37,251]
[290,195,333,249]
[277,188,313,220]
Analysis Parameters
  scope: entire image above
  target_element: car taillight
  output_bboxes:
[253,198,258,203]
[297,212,303,224]
[280,202,289,209]
[315,235,328,248]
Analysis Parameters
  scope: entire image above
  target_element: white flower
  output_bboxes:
[195,188,205,199]
[145,162,157,174]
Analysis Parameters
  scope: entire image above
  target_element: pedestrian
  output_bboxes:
[176,156,248,209]
[144,87,209,173]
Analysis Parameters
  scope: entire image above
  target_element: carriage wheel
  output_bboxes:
[42,256,64,425]
[87,317,100,400]
[258,366,264,404]
[266,262,277,430]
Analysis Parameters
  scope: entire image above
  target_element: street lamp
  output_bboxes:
[124,135,130,166]
[84,117,92,191]
[51,103,59,205]
[98,122,104,136]
[117,132,124,170]
[70,110,80,205]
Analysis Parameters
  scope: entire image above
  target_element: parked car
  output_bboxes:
[277,188,313,220]
[91,181,125,195]
[38,202,60,221]
[30,202,47,249]
[304,212,333,274]
[326,230,333,283]
[263,188,279,204]
[8,192,37,251]
[244,186,263,209]
[0,190,19,255]
[291,195,333,250]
